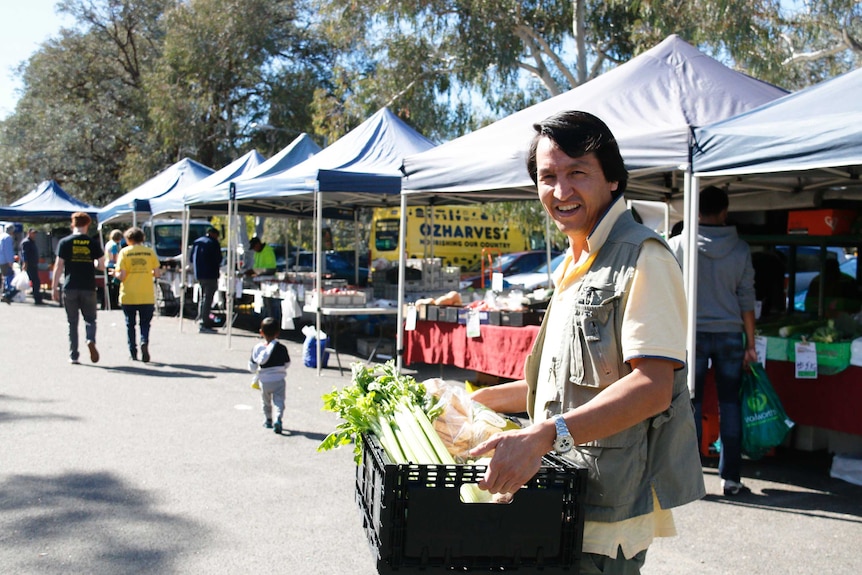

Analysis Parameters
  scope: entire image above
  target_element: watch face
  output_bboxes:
[554,435,574,454]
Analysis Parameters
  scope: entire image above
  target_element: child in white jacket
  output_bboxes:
[248,317,291,434]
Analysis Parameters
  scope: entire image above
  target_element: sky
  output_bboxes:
[0,0,72,119]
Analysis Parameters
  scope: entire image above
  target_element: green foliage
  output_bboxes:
[319,360,431,460]
[1,0,861,212]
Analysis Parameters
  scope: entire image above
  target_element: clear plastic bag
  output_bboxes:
[423,378,521,463]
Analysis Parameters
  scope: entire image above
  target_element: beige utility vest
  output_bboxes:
[525,210,705,522]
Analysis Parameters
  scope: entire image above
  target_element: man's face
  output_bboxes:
[535,138,618,245]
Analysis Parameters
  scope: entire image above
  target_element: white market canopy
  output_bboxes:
[401,34,787,203]
[149,150,265,217]
[693,66,862,210]
[230,107,436,212]
[99,158,214,226]
[0,180,100,221]
[184,134,322,213]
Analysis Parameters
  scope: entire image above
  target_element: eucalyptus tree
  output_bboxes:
[144,0,330,171]
[0,0,171,205]
[775,0,862,88]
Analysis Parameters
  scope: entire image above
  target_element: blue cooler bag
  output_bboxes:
[303,333,330,368]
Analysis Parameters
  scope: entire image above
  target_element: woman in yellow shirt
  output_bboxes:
[115,227,161,362]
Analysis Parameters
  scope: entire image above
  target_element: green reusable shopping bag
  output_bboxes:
[740,362,795,460]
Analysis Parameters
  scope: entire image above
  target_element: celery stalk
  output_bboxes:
[393,405,438,464]
[375,415,407,463]
[410,404,456,465]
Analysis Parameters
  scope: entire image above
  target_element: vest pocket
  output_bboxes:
[572,289,621,388]
[569,422,647,508]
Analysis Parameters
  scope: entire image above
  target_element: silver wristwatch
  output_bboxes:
[551,414,574,454]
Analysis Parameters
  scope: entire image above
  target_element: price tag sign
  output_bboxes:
[794,341,818,379]
[491,272,504,292]
[405,305,417,331]
[754,335,767,367]
[466,309,482,338]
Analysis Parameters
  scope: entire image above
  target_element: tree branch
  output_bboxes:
[513,25,562,96]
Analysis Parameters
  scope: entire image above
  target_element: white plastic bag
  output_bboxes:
[13,270,30,292]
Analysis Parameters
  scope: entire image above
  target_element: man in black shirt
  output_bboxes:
[21,228,43,305]
[52,212,105,364]
[191,226,222,332]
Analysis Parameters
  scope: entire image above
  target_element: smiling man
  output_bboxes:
[471,111,705,574]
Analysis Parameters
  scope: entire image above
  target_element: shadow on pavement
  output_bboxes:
[101,363,247,378]
[0,411,81,424]
[0,471,205,574]
[701,449,862,520]
[279,428,328,442]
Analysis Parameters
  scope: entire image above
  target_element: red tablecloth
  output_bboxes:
[404,320,540,380]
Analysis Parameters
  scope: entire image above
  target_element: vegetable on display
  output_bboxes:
[318,360,515,503]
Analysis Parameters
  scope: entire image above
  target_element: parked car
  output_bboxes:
[292,251,369,286]
[505,252,567,291]
[773,245,849,311]
[460,250,561,290]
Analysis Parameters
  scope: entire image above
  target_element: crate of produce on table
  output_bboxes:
[305,288,367,309]
[356,434,587,574]
[488,309,545,327]
[457,308,491,325]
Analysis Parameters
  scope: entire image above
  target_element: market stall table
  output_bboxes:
[304,306,400,374]
[404,320,540,380]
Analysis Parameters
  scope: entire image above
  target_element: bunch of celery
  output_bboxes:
[318,360,455,467]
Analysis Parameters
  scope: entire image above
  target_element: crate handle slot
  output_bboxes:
[459,483,516,504]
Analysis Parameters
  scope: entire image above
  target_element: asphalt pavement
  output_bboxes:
[2,300,861,574]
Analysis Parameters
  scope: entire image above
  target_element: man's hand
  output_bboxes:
[468,423,553,494]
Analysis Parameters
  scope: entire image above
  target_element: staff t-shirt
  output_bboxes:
[117,244,160,305]
[57,233,104,291]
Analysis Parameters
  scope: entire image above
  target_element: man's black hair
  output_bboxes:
[526,110,628,198]
[699,186,729,217]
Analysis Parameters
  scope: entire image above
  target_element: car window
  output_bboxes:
[531,253,566,274]
[776,246,843,272]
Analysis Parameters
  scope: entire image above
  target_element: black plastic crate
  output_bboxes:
[425,305,440,322]
[457,308,491,325]
[355,434,587,574]
[487,310,544,327]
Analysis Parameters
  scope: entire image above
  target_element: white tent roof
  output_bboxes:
[401,35,786,203]
[149,150,265,217]
[99,158,214,225]
[184,134,322,210]
[230,108,436,210]
[693,67,862,211]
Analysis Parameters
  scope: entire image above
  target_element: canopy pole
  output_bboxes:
[354,209,360,285]
[315,180,323,376]
[179,207,190,331]
[396,194,408,372]
[99,227,110,311]
[684,172,700,396]
[226,183,237,349]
